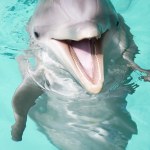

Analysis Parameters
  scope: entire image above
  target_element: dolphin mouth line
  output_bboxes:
[51,37,104,94]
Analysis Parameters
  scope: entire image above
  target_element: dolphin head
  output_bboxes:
[27,0,118,94]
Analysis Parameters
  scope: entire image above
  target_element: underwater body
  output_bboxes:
[0,0,150,150]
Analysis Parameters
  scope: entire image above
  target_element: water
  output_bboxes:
[0,0,150,150]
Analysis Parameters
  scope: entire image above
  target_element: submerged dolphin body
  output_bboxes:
[11,0,150,150]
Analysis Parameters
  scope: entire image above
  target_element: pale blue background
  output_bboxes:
[0,0,150,149]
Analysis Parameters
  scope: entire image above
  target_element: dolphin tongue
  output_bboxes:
[71,39,94,79]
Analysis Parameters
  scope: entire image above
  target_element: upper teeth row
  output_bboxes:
[88,36,100,40]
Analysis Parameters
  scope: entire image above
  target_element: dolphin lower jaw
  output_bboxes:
[43,37,104,94]
[69,39,104,94]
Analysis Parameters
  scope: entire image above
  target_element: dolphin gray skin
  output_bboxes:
[11,0,150,149]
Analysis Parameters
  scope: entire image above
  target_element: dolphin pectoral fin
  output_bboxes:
[123,50,150,82]
[11,73,43,141]
[11,116,27,141]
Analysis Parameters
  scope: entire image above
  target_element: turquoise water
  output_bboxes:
[0,0,150,150]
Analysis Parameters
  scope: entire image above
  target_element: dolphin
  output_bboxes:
[11,0,150,150]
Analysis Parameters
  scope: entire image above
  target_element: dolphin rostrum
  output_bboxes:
[11,0,150,150]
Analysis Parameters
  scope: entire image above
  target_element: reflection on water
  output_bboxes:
[30,77,137,150]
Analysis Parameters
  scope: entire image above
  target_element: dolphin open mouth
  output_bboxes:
[68,38,103,83]
[52,37,104,94]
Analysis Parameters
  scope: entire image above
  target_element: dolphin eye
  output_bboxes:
[34,31,40,38]
[116,21,119,26]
